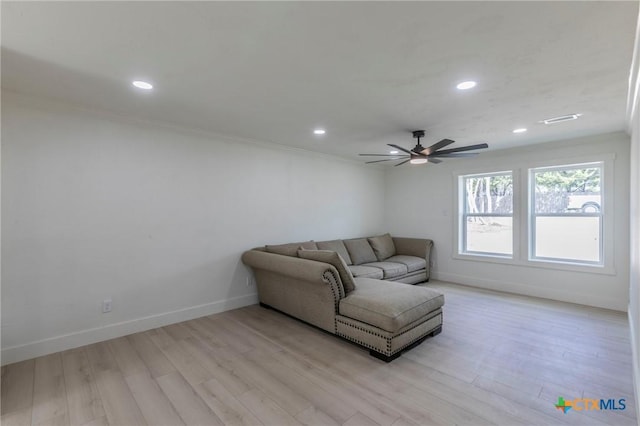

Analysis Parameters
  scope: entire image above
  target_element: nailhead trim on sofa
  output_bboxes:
[335,310,442,356]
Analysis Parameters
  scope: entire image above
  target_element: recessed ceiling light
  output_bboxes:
[513,128,527,134]
[540,114,582,125]
[389,150,399,154]
[132,80,153,90]
[313,129,326,135]
[456,81,477,90]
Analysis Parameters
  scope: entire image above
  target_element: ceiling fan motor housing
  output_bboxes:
[412,130,426,154]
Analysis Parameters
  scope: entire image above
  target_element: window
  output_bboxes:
[530,162,603,265]
[460,172,513,257]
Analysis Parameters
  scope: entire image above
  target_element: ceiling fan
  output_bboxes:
[360,130,489,166]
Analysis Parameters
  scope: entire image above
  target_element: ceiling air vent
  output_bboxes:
[540,114,582,125]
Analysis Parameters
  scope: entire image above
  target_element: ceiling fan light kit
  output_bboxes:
[359,130,488,167]
[410,157,428,165]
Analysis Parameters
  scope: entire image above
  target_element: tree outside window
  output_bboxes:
[461,172,513,256]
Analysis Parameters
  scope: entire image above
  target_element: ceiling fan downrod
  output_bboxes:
[412,130,426,154]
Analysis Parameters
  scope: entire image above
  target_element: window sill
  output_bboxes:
[453,253,616,276]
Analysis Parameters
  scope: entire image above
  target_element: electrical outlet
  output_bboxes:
[429,260,435,268]
[102,298,112,313]
[246,277,252,287]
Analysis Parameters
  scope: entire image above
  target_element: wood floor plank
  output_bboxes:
[92,370,147,426]
[268,349,403,426]
[108,336,149,377]
[1,407,32,426]
[146,328,213,387]
[199,316,255,354]
[125,372,185,426]
[239,388,302,426]
[195,378,263,426]
[295,406,340,426]
[62,349,105,425]
[219,355,312,416]
[163,323,193,341]
[1,359,35,415]
[85,342,118,374]
[80,416,109,426]
[31,353,69,426]
[180,336,253,397]
[182,318,228,348]
[127,332,176,378]
[343,412,381,426]
[246,350,357,423]
[156,371,223,426]
[390,416,421,426]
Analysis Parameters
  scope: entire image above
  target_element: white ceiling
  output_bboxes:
[2,1,638,162]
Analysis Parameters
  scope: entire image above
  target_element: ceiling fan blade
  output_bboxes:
[394,159,411,167]
[366,158,404,164]
[421,138,455,155]
[428,152,478,158]
[359,154,408,157]
[427,157,442,164]
[432,143,489,155]
[387,144,414,155]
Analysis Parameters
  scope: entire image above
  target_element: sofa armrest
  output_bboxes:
[241,250,345,332]
[392,237,434,280]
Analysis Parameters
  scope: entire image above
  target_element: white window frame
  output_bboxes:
[528,162,604,266]
[458,171,514,259]
[453,154,615,275]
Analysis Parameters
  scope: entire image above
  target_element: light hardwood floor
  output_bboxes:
[1,281,637,426]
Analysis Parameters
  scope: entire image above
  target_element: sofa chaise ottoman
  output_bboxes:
[241,234,444,361]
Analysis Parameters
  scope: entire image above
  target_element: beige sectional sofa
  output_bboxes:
[242,234,444,361]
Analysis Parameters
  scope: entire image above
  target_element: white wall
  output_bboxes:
[626,5,640,418]
[1,91,386,364]
[384,132,631,311]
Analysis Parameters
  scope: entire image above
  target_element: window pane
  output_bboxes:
[464,174,513,214]
[534,217,600,262]
[534,166,601,214]
[466,216,512,255]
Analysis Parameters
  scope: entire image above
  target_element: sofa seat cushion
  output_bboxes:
[361,262,408,279]
[348,265,384,279]
[339,278,444,333]
[385,255,426,273]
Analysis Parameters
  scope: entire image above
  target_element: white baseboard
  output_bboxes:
[432,271,626,312]
[629,309,640,425]
[1,293,259,365]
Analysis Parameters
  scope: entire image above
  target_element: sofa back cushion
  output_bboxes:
[368,233,396,261]
[316,240,353,265]
[343,238,377,265]
[298,249,356,293]
[265,241,317,257]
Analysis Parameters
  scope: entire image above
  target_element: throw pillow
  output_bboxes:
[343,238,377,265]
[316,240,353,265]
[368,233,396,261]
[265,241,318,257]
[298,249,356,293]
